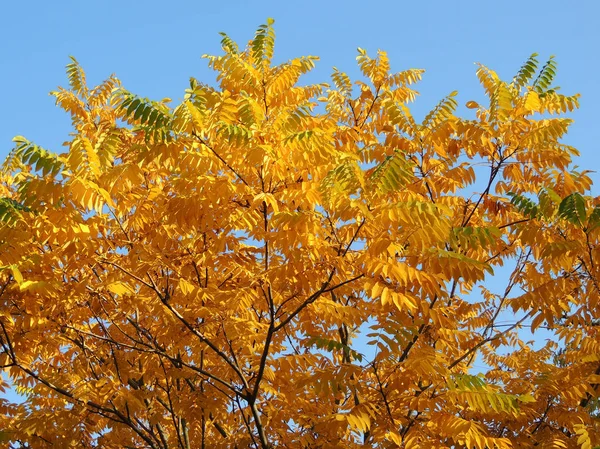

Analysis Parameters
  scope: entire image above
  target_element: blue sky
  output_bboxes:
[1,0,598,181]
[0,0,598,399]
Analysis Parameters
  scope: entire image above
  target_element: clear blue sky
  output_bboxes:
[0,0,598,398]
[1,0,598,182]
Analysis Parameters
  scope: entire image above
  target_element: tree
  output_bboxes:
[0,18,599,449]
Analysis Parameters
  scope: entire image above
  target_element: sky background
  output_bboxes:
[1,0,599,182]
[0,0,599,400]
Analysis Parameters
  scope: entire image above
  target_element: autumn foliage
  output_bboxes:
[2,19,600,448]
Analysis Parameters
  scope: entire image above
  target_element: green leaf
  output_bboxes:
[307,335,363,362]
[533,56,558,93]
[66,56,87,96]
[587,206,600,231]
[508,192,539,219]
[558,193,587,225]
[219,31,239,54]
[368,152,413,193]
[511,53,539,90]
[3,137,63,177]
[0,197,31,225]
[252,19,276,65]
[126,98,141,116]
[422,91,458,129]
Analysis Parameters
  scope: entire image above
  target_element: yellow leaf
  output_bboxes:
[96,186,116,208]
[107,282,134,295]
[254,192,279,213]
[10,265,23,285]
[179,278,195,295]
[517,393,536,403]
[386,431,403,446]
[524,91,541,112]
[371,282,383,298]
[19,281,48,292]
[381,287,390,305]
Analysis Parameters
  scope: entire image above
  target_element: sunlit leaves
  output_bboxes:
[0,21,598,449]
[332,67,352,97]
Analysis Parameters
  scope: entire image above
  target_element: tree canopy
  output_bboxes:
[1,19,599,449]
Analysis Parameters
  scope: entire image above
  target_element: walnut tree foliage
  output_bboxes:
[1,19,600,449]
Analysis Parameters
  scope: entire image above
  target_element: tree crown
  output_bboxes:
[1,19,599,449]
